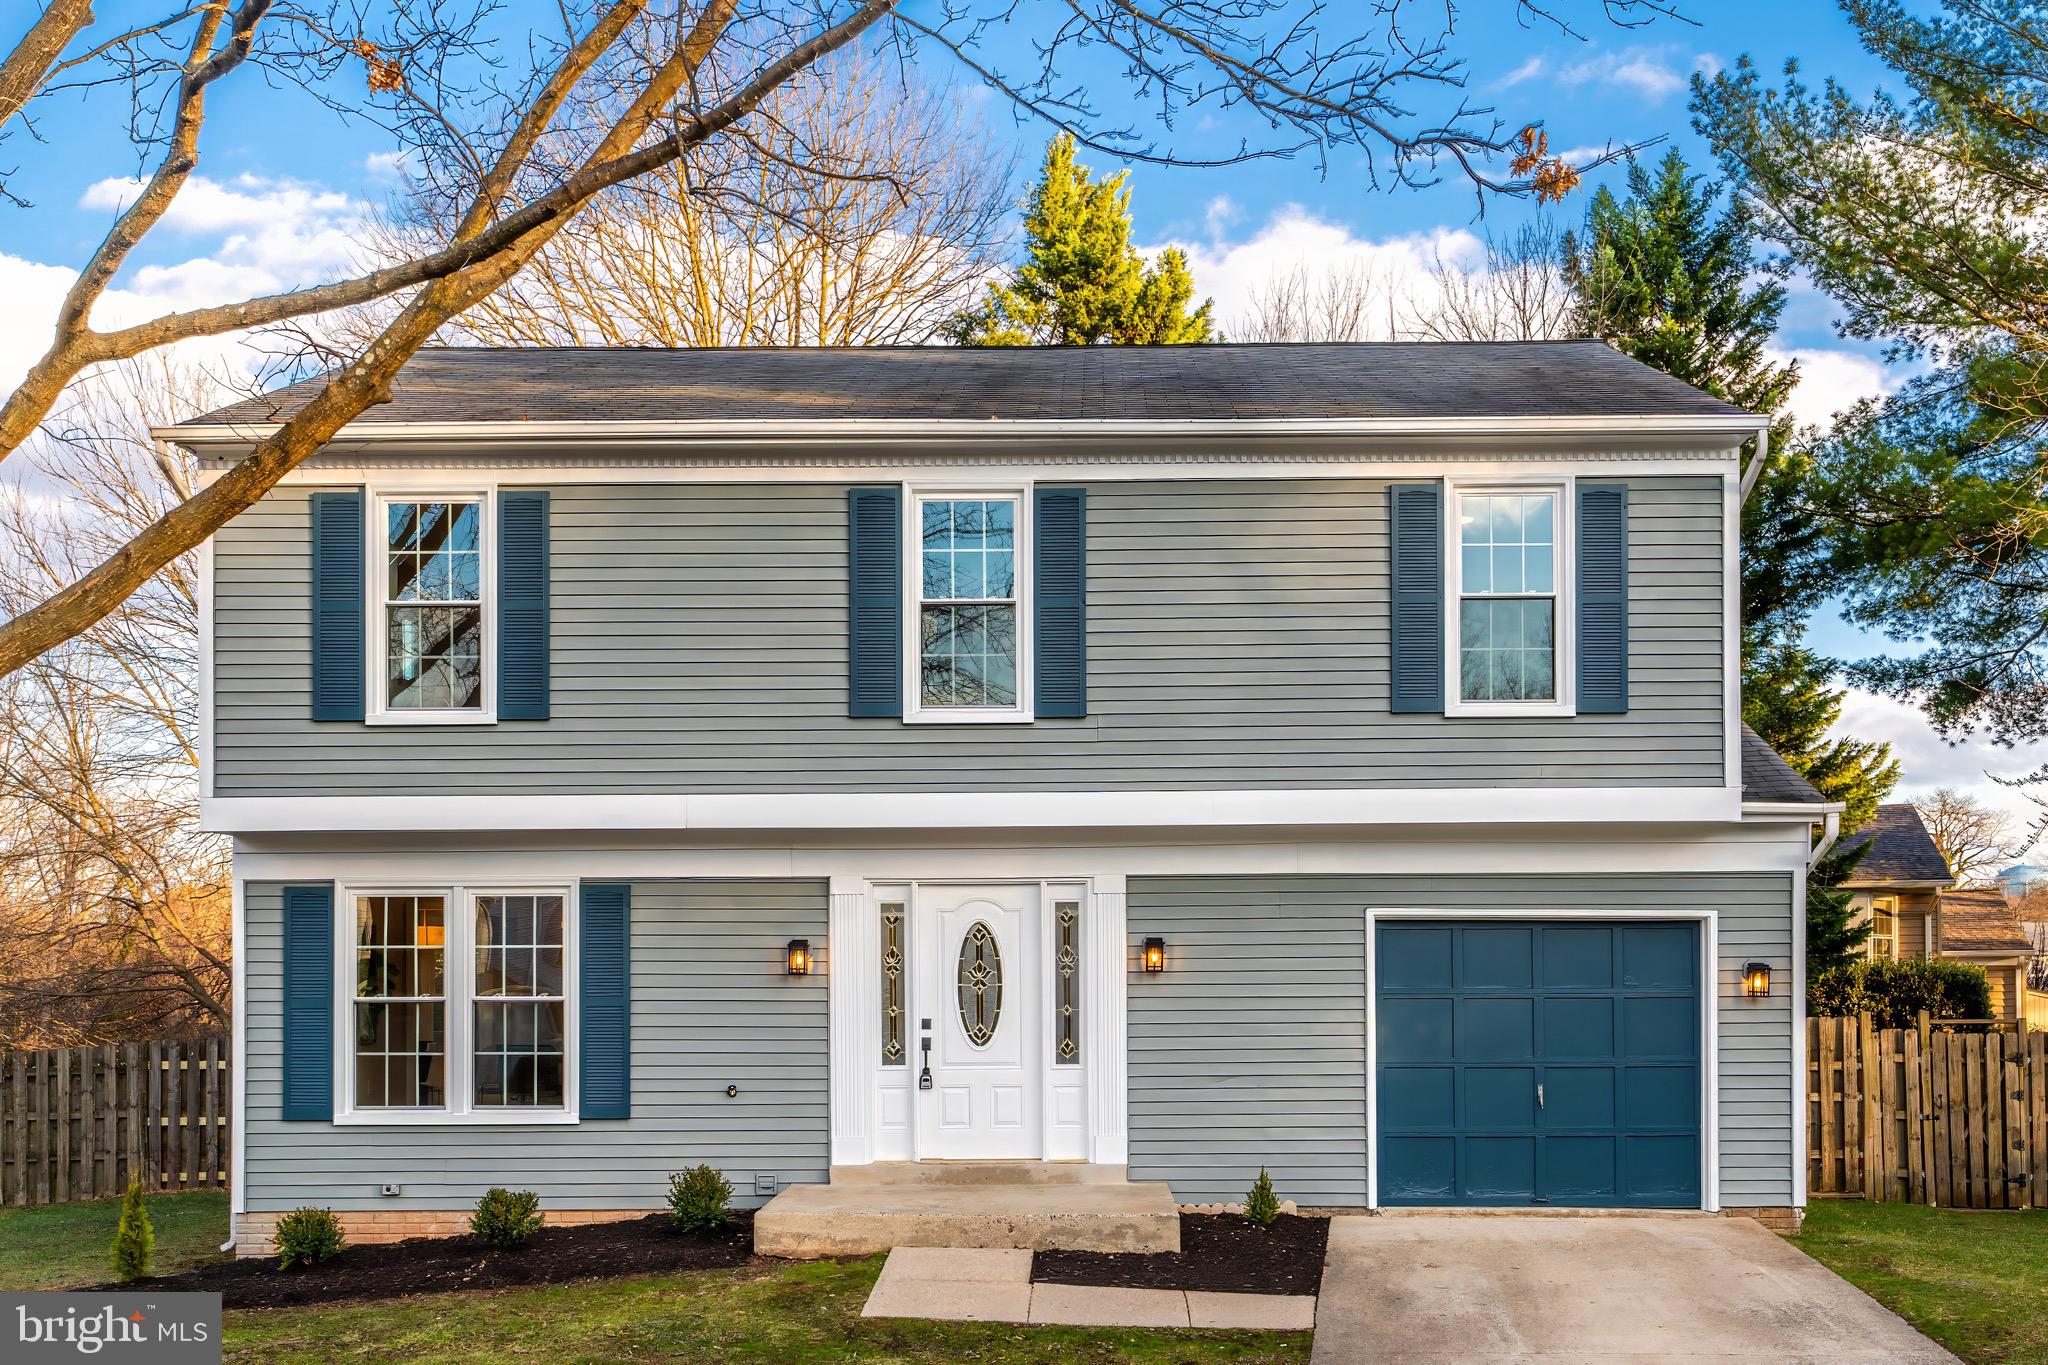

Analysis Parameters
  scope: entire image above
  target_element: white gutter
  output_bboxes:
[155,411,1770,447]
[1740,800,1848,872]
[1738,420,1771,502]
[1807,809,1843,871]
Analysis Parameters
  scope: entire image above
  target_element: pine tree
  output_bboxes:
[1244,1167,1280,1226]
[1742,631,1900,833]
[109,1181,155,1282]
[1807,837,1875,975]
[952,135,1214,346]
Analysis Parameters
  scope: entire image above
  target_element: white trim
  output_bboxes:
[223,876,246,1250]
[828,875,876,1165]
[1444,476,1575,718]
[198,533,216,803]
[160,412,1776,449]
[364,487,498,727]
[901,485,1033,724]
[1364,906,1722,1213]
[1086,873,1129,1165]
[203,785,1744,834]
[1741,801,1846,818]
[330,881,578,1127]
[1793,856,1809,1208]
[1723,471,1741,793]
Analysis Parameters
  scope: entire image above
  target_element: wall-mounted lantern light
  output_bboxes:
[1742,961,1771,998]
[1142,937,1166,974]
[787,939,812,976]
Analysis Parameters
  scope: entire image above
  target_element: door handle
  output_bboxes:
[1537,1082,1545,1110]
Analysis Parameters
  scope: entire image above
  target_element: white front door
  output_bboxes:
[914,883,1043,1159]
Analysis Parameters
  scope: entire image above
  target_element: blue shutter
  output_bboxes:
[1389,482,1444,714]
[580,883,631,1119]
[1034,487,1087,718]
[498,490,551,720]
[281,883,335,1121]
[848,487,902,718]
[310,491,365,722]
[1577,483,1629,713]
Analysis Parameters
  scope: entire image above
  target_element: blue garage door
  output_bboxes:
[1376,921,1700,1208]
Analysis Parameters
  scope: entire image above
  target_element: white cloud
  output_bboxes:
[1835,687,2048,850]
[81,173,358,235]
[1770,344,1899,431]
[1559,46,1686,101]
[1496,55,1547,89]
[363,149,412,177]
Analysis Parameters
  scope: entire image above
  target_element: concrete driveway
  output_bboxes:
[1312,1214,1955,1363]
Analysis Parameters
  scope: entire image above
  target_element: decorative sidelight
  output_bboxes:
[1054,901,1081,1064]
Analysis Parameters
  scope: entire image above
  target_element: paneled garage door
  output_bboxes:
[1376,920,1701,1208]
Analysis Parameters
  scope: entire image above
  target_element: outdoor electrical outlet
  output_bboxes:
[754,1174,777,1196]
[380,1183,402,1197]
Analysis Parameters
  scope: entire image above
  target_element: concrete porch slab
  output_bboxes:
[755,1178,1180,1257]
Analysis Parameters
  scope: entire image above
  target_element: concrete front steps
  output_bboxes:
[755,1161,1180,1257]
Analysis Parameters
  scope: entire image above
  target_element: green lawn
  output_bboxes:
[0,1190,231,1291]
[224,1257,1309,1364]
[1797,1200,2048,1365]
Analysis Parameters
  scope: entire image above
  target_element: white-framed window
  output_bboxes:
[1868,895,1898,961]
[904,489,1032,722]
[368,491,494,725]
[338,883,576,1125]
[1446,480,1574,717]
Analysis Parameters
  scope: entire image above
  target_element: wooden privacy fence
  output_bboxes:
[1808,1014,2047,1209]
[0,1040,229,1206]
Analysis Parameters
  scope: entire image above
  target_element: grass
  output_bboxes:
[0,1189,232,1291]
[224,1257,1310,1364]
[1797,1200,2048,1365]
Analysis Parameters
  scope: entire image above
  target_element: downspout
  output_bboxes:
[1807,809,1841,871]
[1739,420,1771,503]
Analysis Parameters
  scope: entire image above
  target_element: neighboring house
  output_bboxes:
[1840,804,2033,1018]
[166,342,1830,1256]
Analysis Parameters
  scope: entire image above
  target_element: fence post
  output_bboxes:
[1860,1014,1883,1200]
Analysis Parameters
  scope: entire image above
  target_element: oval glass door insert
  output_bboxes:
[956,921,1003,1046]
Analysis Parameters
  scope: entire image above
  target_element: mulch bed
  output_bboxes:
[1031,1212,1328,1296]
[91,1211,757,1310]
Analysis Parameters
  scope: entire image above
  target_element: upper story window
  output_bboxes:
[375,495,489,722]
[346,884,573,1123]
[909,492,1030,722]
[1868,895,1898,961]
[1448,484,1573,717]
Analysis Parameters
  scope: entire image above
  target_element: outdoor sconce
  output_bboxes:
[1742,961,1771,998]
[1142,937,1167,974]
[786,939,812,976]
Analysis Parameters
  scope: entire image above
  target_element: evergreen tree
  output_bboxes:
[952,135,1214,346]
[1807,837,1875,976]
[1695,1,2048,744]
[1743,632,1901,833]
[109,1181,154,1282]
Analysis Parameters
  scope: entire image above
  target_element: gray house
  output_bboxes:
[168,343,1832,1255]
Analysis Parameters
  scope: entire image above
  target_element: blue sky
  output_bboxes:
[1,0,2041,838]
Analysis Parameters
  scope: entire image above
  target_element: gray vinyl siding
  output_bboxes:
[1126,873,1794,1209]
[213,477,1724,796]
[241,879,828,1213]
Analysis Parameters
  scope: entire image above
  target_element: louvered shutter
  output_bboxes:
[1576,483,1629,713]
[1389,482,1445,714]
[498,490,551,720]
[579,883,631,1119]
[310,491,365,722]
[1033,487,1087,718]
[848,487,903,717]
[281,883,335,1121]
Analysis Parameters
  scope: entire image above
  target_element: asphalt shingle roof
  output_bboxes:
[1841,804,1954,884]
[182,342,1753,429]
[1937,888,2031,955]
[1740,725,1828,806]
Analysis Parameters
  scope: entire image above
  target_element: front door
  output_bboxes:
[914,884,1043,1159]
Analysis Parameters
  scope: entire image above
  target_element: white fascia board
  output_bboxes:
[203,785,1742,835]
[1741,801,1847,818]
[157,412,1768,449]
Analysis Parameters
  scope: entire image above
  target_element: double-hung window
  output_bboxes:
[1449,484,1573,715]
[372,494,490,722]
[1867,896,1898,961]
[908,492,1030,721]
[344,885,574,1123]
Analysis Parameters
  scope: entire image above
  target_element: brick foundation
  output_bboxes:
[232,1208,649,1258]
[1721,1206,1804,1235]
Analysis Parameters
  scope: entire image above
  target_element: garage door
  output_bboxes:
[1376,921,1700,1208]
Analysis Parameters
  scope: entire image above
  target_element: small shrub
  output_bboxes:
[274,1206,347,1270]
[1244,1167,1280,1226]
[109,1181,155,1282]
[1808,957,1993,1029]
[471,1187,544,1251]
[666,1164,732,1234]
